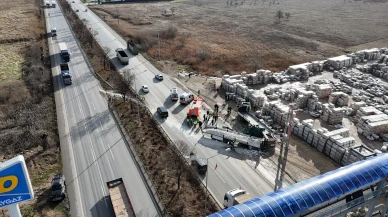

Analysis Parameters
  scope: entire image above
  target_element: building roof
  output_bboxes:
[208,154,388,217]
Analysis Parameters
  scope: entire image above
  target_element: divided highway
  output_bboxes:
[45,2,161,217]
[69,0,275,210]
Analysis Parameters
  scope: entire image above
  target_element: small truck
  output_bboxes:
[223,189,253,208]
[116,48,129,65]
[127,39,139,55]
[60,63,72,85]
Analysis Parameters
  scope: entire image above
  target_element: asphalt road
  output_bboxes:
[69,0,275,210]
[45,2,161,217]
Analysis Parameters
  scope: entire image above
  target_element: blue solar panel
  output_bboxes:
[208,154,388,217]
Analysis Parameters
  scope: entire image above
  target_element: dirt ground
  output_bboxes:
[91,0,387,75]
[0,0,68,216]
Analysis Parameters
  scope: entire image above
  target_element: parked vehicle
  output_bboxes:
[45,1,50,7]
[107,178,136,217]
[127,39,139,55]
[58,42,70,62]
[141,85,149,93]
[191,158,207,174]
[179,92,194,104]
[60,63,72,85]
[116,48,129,65]
[51,1,56,7]
[51,27,57,37]
[155,74,163,80]
[170,88,179,101]
[157,106,168,118]
[223,189,253,208]
[50,174,66,201]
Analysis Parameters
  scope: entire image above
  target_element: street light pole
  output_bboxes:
[158,32,160,60]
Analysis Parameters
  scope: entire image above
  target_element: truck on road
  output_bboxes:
[223,189,253,208]
[58,42,70,62]
[116,48,129,65]
[127,39,138,55]
[107,178,136,217]
[60,64,72,85]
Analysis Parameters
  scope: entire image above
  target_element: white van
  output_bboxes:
[179,92,194,104]
[170,88,179,101]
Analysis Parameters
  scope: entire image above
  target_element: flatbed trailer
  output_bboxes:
[107,178,136,217]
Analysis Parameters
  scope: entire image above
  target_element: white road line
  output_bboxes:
[209,165,226,183]
[91,100,96,111]
[108,144,114,160]
[101,185,107,207]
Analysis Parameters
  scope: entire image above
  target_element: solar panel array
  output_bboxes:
[209,154,388,217]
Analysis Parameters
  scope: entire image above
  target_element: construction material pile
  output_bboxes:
[294,90,315,109]
[359,61,388,80]
[321,103,347,125]
[310,83,333,98]
[348,101,367,116]
[291,118,355,164]
[356,107,388,138]
[342,145,377,166]
[328,92,349,107]
[262,102,290,127]
[327,55,353,70]
[222,75,267,109]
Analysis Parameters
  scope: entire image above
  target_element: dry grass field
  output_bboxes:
[91,0,388,75]
[0,0,68,216]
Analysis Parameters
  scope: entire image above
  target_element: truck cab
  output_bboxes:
[223,189,252,208]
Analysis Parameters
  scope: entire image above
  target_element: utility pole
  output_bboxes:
[158,32,160,60]
[116,7,119,25]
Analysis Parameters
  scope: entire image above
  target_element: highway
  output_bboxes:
[45,2,161,217]
[68,0,275,210]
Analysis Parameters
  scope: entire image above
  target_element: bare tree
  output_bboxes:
[102,46,111,69]
[170,7,176,15]
[275,10,283,21]
[116,69,135,102]
[226,0,229,7]
[166,141,190,209]
[285,12,291,21]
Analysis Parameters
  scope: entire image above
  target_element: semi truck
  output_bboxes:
[58,42,70,62]
[107,178,136,217]
[116,48,129,65]
[60,64,72,85]
[126,40,139,55]
[223,189,253,208]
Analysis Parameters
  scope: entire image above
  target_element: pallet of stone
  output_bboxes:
[327,55,353,70]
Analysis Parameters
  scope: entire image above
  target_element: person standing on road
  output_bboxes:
[198,121,203,132]
[203,114,206,122]
[198,89,200,96]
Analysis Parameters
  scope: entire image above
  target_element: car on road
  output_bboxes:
[142,85,149,93]
[75,9,79,12]
[170,88,179,101]
[50,174,66,201]
[72,0,74,2]
[155,74,163,80]
[157,106,168,118]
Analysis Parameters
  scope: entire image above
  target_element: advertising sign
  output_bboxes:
[0,155,34,208]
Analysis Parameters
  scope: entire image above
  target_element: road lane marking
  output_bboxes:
[209,165,226,183]
[91,100,96,111]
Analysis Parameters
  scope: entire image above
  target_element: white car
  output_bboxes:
[155,74,163,80]
[142,85,149,93]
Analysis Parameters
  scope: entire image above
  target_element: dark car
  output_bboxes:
[157,106,168,118]
[50,174,66,201]
[191,158,208,175]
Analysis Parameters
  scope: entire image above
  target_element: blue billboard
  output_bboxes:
[0,155,34,208]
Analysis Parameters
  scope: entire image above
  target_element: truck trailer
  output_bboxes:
[116,48,129,65]
[58,42,70,62]
[223,189,253,208]
[60,64,72,85]
[107,178,136,217]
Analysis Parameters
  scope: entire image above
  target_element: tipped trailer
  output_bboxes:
[107,178,136,217]
[203,127,263,150]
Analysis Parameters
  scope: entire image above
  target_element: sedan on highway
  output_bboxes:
[142,85,149,93]
[155,74,163,80]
